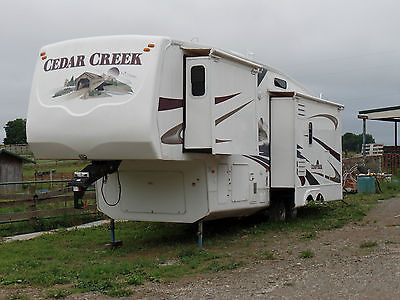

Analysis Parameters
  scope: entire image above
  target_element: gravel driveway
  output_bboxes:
[2,197,400,299]
[132,197,400,299]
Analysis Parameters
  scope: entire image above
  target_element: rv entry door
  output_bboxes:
[184,57,212,150]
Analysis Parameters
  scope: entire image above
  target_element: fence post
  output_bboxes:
[28,184,38,225]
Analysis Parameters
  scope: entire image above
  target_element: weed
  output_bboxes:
[44,288,72,299]
[8,293,29,300]
[360,240,378,248]
[106,288,132,297]
[299,249,314,259]
[207,261,243,272]
[126,274,144,285]
[384,240,396,245]
[301,231,317,240]
[262,250,276,260]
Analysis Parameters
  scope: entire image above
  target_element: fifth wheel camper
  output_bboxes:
[27,35,343,232]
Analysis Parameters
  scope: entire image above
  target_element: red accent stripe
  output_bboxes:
[215,92,241,104]
[215,100,253,126]
[158,97,183,111]
[313,137,341,162]
[216,139,232,143]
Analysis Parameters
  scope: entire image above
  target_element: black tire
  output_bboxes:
[288,207,298,219]
[270,200,287,222]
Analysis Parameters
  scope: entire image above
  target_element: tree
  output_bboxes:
[342,132,375,153]
[3,118,27,145]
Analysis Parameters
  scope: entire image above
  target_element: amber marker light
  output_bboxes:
[41,56,47,60]
[148,43,155,48]
[40,52,46,56]
[144,48,150,52]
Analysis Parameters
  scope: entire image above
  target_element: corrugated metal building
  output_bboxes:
[0,149,34,192]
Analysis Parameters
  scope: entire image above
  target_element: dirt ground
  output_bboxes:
[132,196,400,299]
[2,197,400,299]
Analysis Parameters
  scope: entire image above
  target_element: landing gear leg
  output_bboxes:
[198,220,203,248]
[108,219,122,247]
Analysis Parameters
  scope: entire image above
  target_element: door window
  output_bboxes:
[191,65,205,96]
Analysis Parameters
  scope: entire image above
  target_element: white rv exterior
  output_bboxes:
[27,35,343,223]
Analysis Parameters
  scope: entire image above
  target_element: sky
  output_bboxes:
[1,0,399,145]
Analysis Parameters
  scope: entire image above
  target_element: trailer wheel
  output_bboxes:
[288,207,298,219]
[270,200,286,222]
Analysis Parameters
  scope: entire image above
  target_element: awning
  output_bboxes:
[358,106,400,122]
[269,90,344,109]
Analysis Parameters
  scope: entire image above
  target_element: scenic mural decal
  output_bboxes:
[52,67,133,100]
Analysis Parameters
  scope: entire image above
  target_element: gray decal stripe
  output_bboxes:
[312,163,341,184]
[313,137,341,162]
[161,123,183,144]
[215,92,241,105]
[305,170,320,185]
[244,155,270,171]
[309,114,338,130]
[297,150,309,162]
[328,161,341,183]
[215,100,253,125]
[250,155,270,166]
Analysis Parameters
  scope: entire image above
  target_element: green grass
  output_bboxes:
[0,179,399,296]
[360,240,378,248]
[23,160,89,180]
[261,250,276,260]
[301,231,317,240]
[299,249,315,259]
[0,212,103,238]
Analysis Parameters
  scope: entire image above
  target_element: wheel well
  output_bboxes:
[270,188,295,209]
[316,193,324,202]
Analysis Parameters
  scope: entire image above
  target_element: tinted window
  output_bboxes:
[191,65,205,96]
[274,78,287,89]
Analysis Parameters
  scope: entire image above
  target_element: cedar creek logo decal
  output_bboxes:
[42,52,142,100]
[43,52,142,72]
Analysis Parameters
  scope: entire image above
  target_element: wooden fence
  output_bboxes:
[382,153,400,175]
[0,187,97,223]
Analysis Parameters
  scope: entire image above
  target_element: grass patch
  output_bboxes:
[207,261,243,272]
[301,231,317,240]
[43,288,72,299]
[360,240,378,248]
[7,293,29,300]
[299,249,315,259]
[262,250,276,260]
[0,212,103,238]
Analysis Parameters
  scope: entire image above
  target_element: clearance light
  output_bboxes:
[41,56,47,60]
[144,48,150,52]
[148,43,155,48]
[40,52,46,56]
